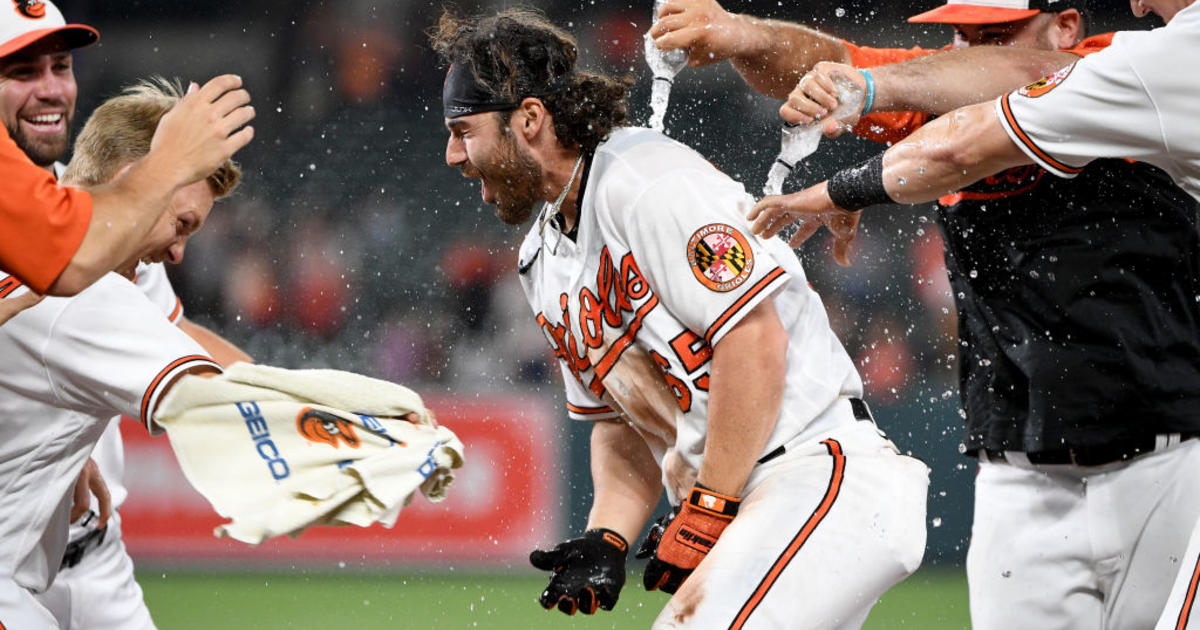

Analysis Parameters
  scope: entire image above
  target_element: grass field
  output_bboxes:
[138,567,969,629]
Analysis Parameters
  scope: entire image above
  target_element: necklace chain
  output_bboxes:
[537,154,585,255]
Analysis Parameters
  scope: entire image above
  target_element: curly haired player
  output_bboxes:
[432,8,929,628]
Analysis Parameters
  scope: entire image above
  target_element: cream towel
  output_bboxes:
[154,363,464,544]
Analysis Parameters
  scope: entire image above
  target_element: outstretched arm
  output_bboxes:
[179,317,252,367]
[782,47,1080,127]
[871,46,1080,114]
[47,75,255,296]
[649,0,850,98]
[748,101,1028,261]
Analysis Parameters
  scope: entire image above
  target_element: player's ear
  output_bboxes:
[516,97,546,140]
[1052,9,1084,48]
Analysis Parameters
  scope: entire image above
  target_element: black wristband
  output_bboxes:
[584,528,629,553]
[826,152,892,211]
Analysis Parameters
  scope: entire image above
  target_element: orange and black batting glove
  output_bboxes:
[529,528,628,615]
[637,483,740,594]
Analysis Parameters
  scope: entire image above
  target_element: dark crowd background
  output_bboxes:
[56,0,1154,564]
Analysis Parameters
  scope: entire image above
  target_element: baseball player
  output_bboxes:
[656,1,1200,628]
[433,8,929,629]
[0,4,253,621]
[0,0,255,300]
[0,79,241,629]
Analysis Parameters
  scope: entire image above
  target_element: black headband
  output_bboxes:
[443,63,517,119]
[442,63,574,119]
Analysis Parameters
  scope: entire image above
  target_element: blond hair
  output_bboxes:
[63,77,241,197]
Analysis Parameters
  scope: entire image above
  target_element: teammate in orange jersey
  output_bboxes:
[653,0,1200,628]
[0,0,253,315]
[434,8,929,629]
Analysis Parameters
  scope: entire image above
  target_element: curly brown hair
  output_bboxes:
[430,6,632,153]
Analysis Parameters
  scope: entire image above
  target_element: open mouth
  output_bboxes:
[21,112,65,134]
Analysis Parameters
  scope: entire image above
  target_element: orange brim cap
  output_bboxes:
[0,24,98,58]
[908,4,1040,23]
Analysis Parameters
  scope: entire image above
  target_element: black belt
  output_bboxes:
[61,511,107,569]
[757,398,874,465]
[983,432,1200,467]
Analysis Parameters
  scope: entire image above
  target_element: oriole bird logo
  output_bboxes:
[13,0,46,19]
[296,407,362,449]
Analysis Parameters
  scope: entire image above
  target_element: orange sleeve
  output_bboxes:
[843,42,942,145]
[0,125,93,294]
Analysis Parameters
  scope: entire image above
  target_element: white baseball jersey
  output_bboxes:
[995,2,1200,200]
[76,263,181,518]
[0,272,216,596]
[33,262,181,630]
[518,127,862,500]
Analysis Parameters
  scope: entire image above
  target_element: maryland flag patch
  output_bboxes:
[687,223,755,292]
[1018,62,1076,98]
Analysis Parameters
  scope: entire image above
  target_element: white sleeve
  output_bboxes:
[602,168,791,347]
[42,276,219,432]
[135,262,184,323]
[995,30,1166,179]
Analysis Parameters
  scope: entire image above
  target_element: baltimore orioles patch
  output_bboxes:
[297,406,361,449]
[1018,62,1076,98]
[687,223,754,292]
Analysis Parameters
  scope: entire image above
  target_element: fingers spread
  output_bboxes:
[787,219,822,248]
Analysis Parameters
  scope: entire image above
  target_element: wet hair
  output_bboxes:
[63,77,241,197]
[430,6,632,153]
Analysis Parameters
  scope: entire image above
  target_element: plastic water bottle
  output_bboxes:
[644,0,687,133]
[762,73,865,196]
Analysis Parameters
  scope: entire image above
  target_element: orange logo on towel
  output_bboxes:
[297,407,361,449]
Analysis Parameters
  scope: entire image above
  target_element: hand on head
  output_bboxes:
[148,74,254,188]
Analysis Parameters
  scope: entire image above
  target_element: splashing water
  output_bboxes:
[644,0,687,133]
[762,73,864,196]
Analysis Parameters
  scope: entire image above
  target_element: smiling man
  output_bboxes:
[0,0,254,307]
[434,8,928,629]
[0,79,240,629]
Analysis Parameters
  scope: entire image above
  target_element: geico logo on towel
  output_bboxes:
[236,401,291,481]
[296,407,362,449]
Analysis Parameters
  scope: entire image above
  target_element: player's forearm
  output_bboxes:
[179,317,253,367]
[587,419,663,543]
[871,47,1080,115]
[881,101,1030,204]
[699,298,786,497]
[48,161,178,296]
[729,16,850,99]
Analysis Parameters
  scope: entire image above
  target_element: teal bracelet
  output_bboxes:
[858,69,876,115]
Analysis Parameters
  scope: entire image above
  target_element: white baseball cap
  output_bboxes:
[0,0,97,59]
[908,0,1087,24]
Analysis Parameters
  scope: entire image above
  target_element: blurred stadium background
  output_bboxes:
[54,0,1151,626]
